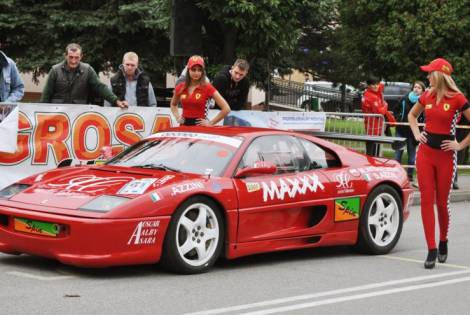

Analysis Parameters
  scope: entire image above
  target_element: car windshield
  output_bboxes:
[106,132,243,176]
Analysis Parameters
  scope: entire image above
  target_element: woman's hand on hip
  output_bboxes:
[441,139,461,151]
[415,131,428,144]
[197,119,213,126]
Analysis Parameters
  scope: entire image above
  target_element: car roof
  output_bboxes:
[159,125,290,138]
[154,126,344,152]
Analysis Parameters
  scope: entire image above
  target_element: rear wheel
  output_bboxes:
[161,196,224,274]
[356,185,403,254]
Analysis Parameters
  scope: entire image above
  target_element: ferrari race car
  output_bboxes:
[0,126,413,274]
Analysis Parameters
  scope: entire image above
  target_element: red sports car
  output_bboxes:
[0,126,413,274]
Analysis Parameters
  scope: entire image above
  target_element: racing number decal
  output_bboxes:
[334,197,360,222]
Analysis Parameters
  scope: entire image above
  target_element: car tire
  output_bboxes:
[161,196,224,274]
[356,185,403,255]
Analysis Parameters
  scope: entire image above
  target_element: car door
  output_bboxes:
[233,135,336,243]
[297,137,369,229]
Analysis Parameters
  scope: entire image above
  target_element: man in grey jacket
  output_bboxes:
[0,48,24,103]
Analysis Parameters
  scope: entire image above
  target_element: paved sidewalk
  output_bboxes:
[411,174,470,205]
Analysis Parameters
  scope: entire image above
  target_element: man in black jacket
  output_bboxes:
[105,52,156,107]
[212,59,249,111]
[212,59,250,125]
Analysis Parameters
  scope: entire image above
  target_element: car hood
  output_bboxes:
[10,166,184,210]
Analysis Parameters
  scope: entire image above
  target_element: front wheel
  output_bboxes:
[161,196,224,274]
[356,185,403,254]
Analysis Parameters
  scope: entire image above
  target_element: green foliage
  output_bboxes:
[331,0,470,94]
[1,0,468,97]
[0,0,171,85]
[196,0,337,88]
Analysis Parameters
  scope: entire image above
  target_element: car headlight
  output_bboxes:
[0,183,31,199]
[79,195,130,213]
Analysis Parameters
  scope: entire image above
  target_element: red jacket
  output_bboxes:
[361,83,396,135]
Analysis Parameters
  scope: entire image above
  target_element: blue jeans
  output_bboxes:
[394,130,416,180]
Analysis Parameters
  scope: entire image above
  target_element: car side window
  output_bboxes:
[298,138,341,169]
[240,136,305,174]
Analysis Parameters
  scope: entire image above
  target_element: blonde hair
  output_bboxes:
[429,71,462,103]
[123,51,139,63]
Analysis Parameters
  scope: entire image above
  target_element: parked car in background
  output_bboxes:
[383,82,412,109]
[297,81,358,112]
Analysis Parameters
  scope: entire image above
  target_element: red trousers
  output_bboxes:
[416,144,457,249]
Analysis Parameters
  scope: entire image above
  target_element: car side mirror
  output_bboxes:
[57,158,73,168]
[235,161,277,178]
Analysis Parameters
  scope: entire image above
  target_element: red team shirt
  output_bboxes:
[419,91,469,135]
[175,82,216,119]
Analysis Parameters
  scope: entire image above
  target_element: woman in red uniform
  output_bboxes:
[361,76,396,155]
[170,55,230,126]
[408,58,470,269]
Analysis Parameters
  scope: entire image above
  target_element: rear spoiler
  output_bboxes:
[298,131,406,152]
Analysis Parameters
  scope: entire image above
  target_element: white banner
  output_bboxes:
[0,104,19,153]
[0,104,325,189]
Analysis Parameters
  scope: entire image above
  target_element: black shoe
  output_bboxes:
[438,240,448,263]
[453,182,459,190]
[424,249,438,269]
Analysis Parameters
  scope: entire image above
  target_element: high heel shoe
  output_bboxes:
[424,249,438,269]
[438,240,448,263]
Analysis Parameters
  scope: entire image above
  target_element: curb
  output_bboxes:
[411,189,470,206]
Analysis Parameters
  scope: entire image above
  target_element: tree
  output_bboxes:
[0,0,337,91]
[0,0,171,85]
[330,0,470,94]
[195,0,337,88]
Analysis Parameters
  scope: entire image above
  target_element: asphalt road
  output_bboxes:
[1,201,470,315]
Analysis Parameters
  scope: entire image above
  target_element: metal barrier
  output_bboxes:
[323,112,385,154]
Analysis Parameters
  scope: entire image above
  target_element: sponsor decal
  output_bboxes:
[128,220,160,245]
[45,175,134,193]
[246,182,261,193]
[171,181,204,196]
[181,94,187,99]
[154,175,175,186]
[118,178,158,195]
[348,167,398,181]
[148,132,242,148]
[335,197,360,222]
[335,172,354,194]
[425,104,432,110]
[211,181,223,193]
[14,217,60,237]
[217,150,229,157]
[150,192,161,202]
[34,174,44,183]
[261,173,325,202]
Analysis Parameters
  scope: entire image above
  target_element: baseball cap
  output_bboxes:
[187,56,205,69]
[420,58,453,75]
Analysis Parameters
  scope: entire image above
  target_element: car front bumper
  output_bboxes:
[0,205,171,267]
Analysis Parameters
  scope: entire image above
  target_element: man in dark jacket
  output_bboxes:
[104,52,156,107]
[41,43,127,108]
[212,59,250,126]
[212,59,249,111]
[392,81,425,182]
